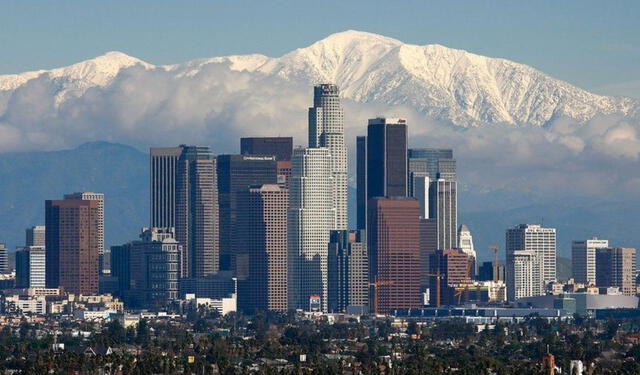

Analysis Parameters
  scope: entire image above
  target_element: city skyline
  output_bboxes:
[1,3,640,372]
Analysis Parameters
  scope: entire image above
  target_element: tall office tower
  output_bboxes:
[288,147,334,312]
[327,230,369,313]
[110,243,132,299]
[240,137,293,161]
[408,148,455,181]
[0,243,8,274]
[429,179,457,250]
[507,250,543,301]
[25,226,46,247]
[367,118,408,199]
[176,146,219,278]
[408,148,457,250]
[419,218,438,294]
[430,249,473,305]
[129,227,181,308]
[572,237,609,285]
[64,192,104,253]
[356,136,367,230]
[236,184,289,312]
[15,246,46,288]
[596,247,636,296]
[368,197,421,313]
[150,147,183,228]
[217,154,278,271]
[407,157,427,199]
[458,224,476,274]
[45,198,100,294]
[308,84,348,230]
[506,224,557,288]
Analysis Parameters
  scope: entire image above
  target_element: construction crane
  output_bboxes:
[369,277,395,315]
[454,256,474,305]
[424,270,444,307]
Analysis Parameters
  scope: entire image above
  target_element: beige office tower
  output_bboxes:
[288,147,334,312]
[237,184,289,312]
[572,237,609,285]
[596,247,636,296]
[308,84,347,231]
[506,224,557,287]
[64,192,104,254]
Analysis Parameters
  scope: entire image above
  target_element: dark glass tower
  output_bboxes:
[367,118,408,200]
[176,146,219,278]
[356,136,367,230]
[216,154,278,272]
[240,137,293,161]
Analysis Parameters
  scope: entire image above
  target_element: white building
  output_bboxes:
[506,224,556,295]
[432,178,457,251]
[507,250,543,301]
[288,147,334,312]
[73,309,118,320]
[184,293,237,315]
[572,237,609,285]
[308,84,347,231]
[458,225,476,259]
[15,246,46,288]
[4,295,47,315]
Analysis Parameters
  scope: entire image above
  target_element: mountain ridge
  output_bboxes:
[1,30,637,127]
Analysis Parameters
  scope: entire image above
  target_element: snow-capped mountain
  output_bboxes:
[0,30,637,127]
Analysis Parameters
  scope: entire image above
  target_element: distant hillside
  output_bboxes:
[0,142,148,250]
[1,141,637,271]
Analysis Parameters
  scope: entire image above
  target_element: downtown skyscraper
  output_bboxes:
[216,154,278,272]
[151,146,221,279]
[408,148,457,251]
[176,146,220,278]
[287,147,334,312]
[45,196,101,295]
[356,118,409,230]
[150,147,183,228]
[368,197,421,313]
[236,184,289,312]
[308,84,348,230]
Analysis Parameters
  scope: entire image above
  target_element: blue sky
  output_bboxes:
[1,0,639,95]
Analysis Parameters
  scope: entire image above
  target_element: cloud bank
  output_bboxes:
[0,63,639,202]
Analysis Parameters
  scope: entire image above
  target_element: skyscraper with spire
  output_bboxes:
[308,84,348,230]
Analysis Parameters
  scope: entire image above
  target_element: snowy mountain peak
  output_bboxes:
[0,50,152,92]
[0,30,637,127]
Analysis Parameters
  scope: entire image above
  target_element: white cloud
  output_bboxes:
[0,63,639,201]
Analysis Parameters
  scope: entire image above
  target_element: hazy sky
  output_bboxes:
[1,1,639,96]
